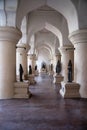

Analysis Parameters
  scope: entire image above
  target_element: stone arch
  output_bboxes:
[36,43,53,59]
[28,22,63,47]
[17,0,78,33]
[36,44,52,71]
[47,0,78,33]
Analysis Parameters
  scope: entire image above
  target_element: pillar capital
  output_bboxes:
[55,52,61,57]
[16,46,25,54]
[17,43,31,53]
[28,54,37,60]
[59,46,74,54]
[0,26,22,43]
[26,44,31,53]
[69,29,87,45]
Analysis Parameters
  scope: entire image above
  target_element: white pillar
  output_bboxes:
[59,46,74,82]
[53,52,61,73]
[69,29,87,98]
[56,53,61,62]
[55,53,61,70]
[0,27,22,99]
[28,54,37,74]
[16,44,30,76]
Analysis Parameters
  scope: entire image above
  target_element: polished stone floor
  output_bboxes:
[0,75,87,130]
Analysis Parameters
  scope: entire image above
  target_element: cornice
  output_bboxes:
[16,44,31,53]
[59,45,74,53]
[69,29,87,45]
[0,26,22,43]
[28,54,37,60]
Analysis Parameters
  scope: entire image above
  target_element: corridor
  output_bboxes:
[0,75,87,130]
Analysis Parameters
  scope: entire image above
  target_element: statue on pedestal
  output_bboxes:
[56,60,61,74]
[35,65,37,71]
[42,63,46,69]
[51,64,53,71]
[19,64,23,82]
[68,60,72,82]
[41,62,47,72]
[29,65,32,75]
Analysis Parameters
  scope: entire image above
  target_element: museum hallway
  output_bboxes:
[0,75,87,130]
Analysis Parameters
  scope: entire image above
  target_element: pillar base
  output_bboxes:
[35,70,39,76]
[28,74,36,85]
[60,82,80,98]
[40,68,47,75]
[14,81,32,98]
[49,71,54,76]
[53,74,64,84]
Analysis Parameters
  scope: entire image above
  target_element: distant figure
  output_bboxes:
[68,60,72,82]
[51,64,53,71]
[42,63,46,69]
[35,65,37,71]
[19,64,23,82]
[56,60,61,74]
[29,65,32,75]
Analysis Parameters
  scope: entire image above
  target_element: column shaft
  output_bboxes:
[16,48,27,75]
[0,27,22,99]
[28,54,37,74]
[53,53,61,73]
[16,44,30,77]
[69,29,87,98]
[59,46,74,82]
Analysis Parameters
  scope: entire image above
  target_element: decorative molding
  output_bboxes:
[69,29,87,45]
[29,54,37,60]
[0,26,22,43]
[66,48,75,51]
[16,46,26,50]
[59,46,74,53]
[16,44,31,53]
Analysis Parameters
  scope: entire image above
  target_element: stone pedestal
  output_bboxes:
[60,82,80,98]
[49,71,54,76]
[24,74,29,80]
[53,74,64,84]
[14,81,31,98]
[40,68,47,75]
[28,74,36,84]
[35,70,39,76]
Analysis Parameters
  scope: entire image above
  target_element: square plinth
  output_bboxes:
[53,74,64,84]
[28,74,36,84]
[14,81,31,98]
[60,82,80,98]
